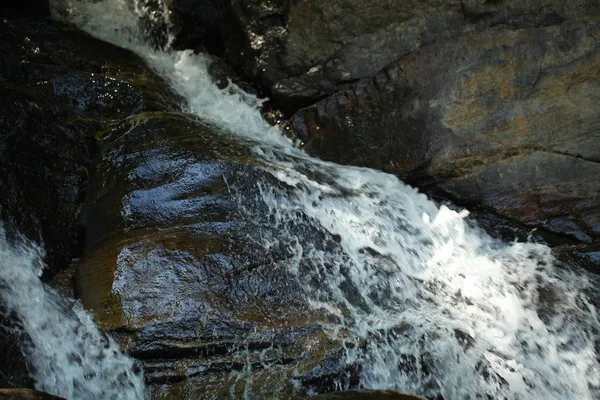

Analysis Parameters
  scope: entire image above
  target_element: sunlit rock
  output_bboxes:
[77,112,348,398]
[291,16,600,249]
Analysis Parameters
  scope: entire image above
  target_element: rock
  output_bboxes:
[310,390,426,400]
[554,243,600,275]
[0,17,178,278]
[0,16,179,391]
[0,389,65,400]
[284,0,598,83]
[291,17,600,248]
[139,0,599,113]
[76,112,350,398]
[272,75,353,116]
[0,309,33,389]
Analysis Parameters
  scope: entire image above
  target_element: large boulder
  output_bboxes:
[138,0,599,113]
[0,17,178,278]
[283,0,598,83]
[0,16,178,393]
[290,17,600,250]
[76,112,350,398]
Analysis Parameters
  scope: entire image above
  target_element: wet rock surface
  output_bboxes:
[1,1,598,398]
[77,112,348,398]
[291,16,600,251]
[272,75,353,116]
[0,16,178,390]
[0,17,178,277]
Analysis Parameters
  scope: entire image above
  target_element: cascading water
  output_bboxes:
[0,228,146,399]
[41,0,600,398]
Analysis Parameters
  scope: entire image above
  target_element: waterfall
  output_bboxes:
[0,228,146,399]
[37,0,600,399]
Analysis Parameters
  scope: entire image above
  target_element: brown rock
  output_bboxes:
[0,17,178,278]
[76,112,350,398]
[291,17,600,245]
[139,0,599,91]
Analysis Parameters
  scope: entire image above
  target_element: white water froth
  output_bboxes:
[0,229,145,399]
[50,1,600,398]
[252,161,600,398]
[50,0,290,148]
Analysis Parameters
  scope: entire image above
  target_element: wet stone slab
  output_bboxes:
[77,112,348,398]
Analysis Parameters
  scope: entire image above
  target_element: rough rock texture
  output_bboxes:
[272,75,353,116]
[145,0,599,114]
[283,0,599,82]
[291,17,600,248]
[77,112,350,398]
[0,17,178,278]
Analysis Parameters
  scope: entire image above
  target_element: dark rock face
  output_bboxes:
[0,388,65,399]
[2,0,50,17]
[143,0,599,114]
[272,75,353,116]
[283,0,598,83]
[0,309,33,389]
[77,112,347,398]
[0,17,178,389]
[291,17,600,247]
[0,17,178,278]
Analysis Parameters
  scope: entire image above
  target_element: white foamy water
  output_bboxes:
[249,161,600,399]
[0,228,146,399]
[49,1,600,399]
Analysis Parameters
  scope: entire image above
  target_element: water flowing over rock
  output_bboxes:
[310,390,426,400]
[76,112,348,398]
[0,310,34,388]
[0,229,146,399]
[292,16,600,255]
[1,0,598,398]
[0,14,177,394]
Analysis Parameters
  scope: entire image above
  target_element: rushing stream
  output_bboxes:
[3,0,597,398]
[0,229,146,399]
